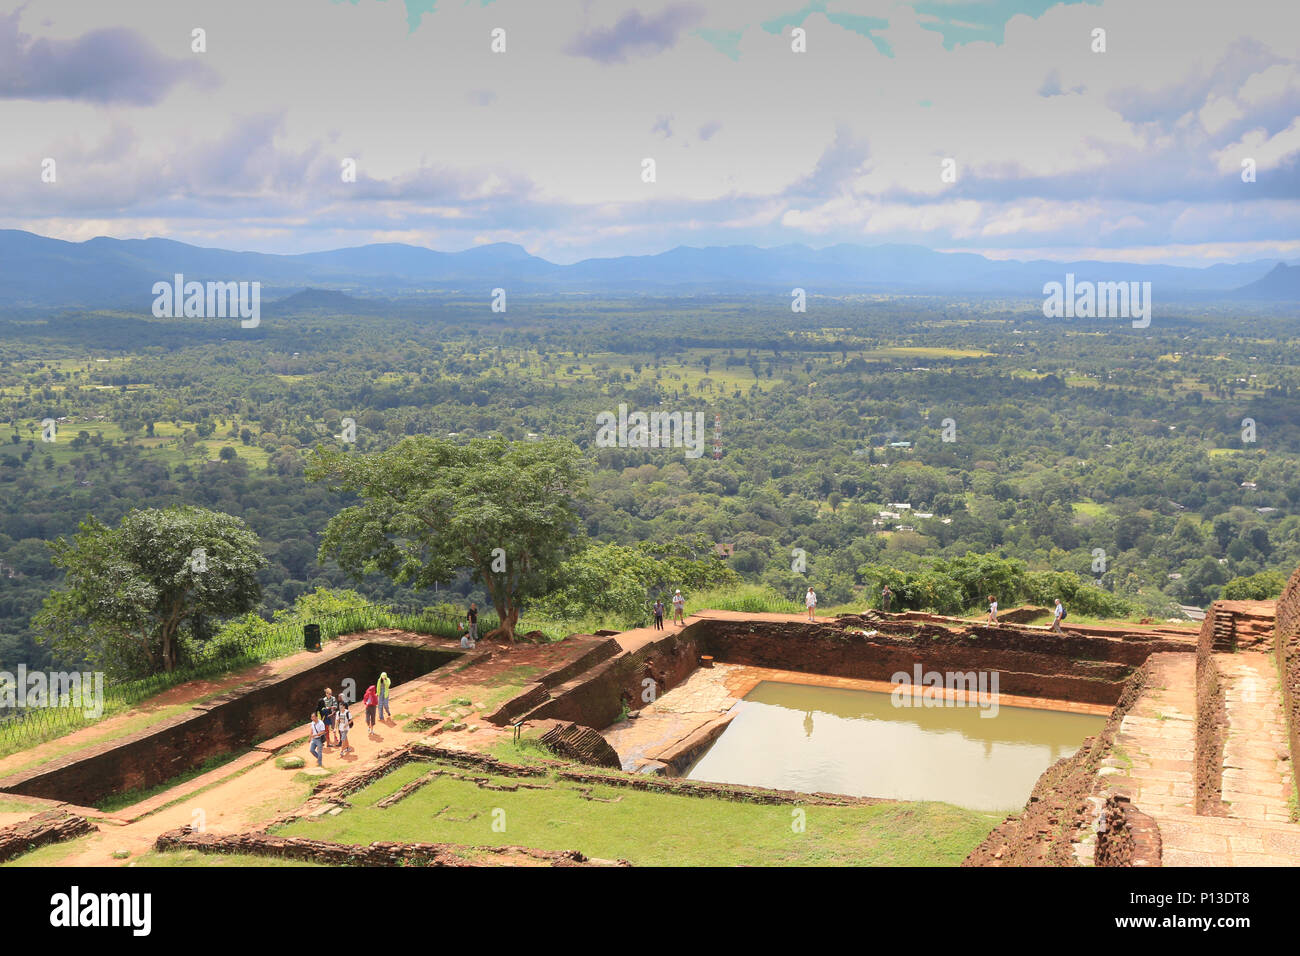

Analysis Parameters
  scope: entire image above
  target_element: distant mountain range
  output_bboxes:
[0,229,1295,310]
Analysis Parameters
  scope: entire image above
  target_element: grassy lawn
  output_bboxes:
[1,832,97,867]
[275,759,1002,866]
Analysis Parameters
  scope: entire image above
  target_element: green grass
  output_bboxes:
[1,832,97,867]
[275,759,1002,866]
[685,584,803,616]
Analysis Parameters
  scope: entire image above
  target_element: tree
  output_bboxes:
[307,436,587,640]
[35,507,266,676]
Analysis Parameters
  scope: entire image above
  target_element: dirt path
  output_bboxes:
[40,635,598,867]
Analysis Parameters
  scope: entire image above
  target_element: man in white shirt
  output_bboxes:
[805,587,817,621]
[672,589,686,627]
[308,713,327,766]
[1052,598,1065,633]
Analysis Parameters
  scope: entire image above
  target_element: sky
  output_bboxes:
[1,0,1297,266]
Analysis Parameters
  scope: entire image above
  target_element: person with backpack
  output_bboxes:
[337,702,355,755]
[987,595,999,624]
[317,687,339,747]
[377,671,392,721]
[672,589,686,627]
[362,684,379,735]
[1052,598,1067,633]
[308,712,327,767]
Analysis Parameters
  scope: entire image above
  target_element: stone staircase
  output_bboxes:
[1218,653,1294,824]
[1100,648,1300,865]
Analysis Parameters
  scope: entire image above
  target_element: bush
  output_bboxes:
[1222,571,1287,601]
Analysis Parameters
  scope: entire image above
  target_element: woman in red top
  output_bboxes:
[363,684,379,735]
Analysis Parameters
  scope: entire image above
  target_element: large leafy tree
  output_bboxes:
[307,436,587,640]
[537,535,740,626]
[36,507,266,676]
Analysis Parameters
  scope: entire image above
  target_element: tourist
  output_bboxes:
[318,687,339,747]
[987,595,998,624]
[1052,598,1066,634]
[363,683,379,735]
[672,589,686,627]
[337,702,354,755]
[377,671,392,721]
[881,584,892,614]
[653,597,665,630]
[805,586,817,621]
[308,712,327,766]
[467,603,478,642]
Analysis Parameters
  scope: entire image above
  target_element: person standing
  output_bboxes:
[337,703,354,755]
[377,671,392,721]
[308,712,327,767]
[671,589,686,627]
[362,684,379,735]
[805,586,818,621]
[653,598,665,630]
[987,595,999,625]
[467,603,478,643]
[318,687,339,747]
[881,584,892,614]
[1051,598,1066,634]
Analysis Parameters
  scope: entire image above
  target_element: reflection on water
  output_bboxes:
[684,680,1105,811]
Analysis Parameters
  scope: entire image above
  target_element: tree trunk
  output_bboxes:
[484,603,518,642]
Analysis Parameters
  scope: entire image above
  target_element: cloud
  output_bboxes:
[0,10,215,105]
[566,3,705,62]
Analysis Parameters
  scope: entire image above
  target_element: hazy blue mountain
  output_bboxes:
[0,229,1291,309]
[1231,263,1300,300]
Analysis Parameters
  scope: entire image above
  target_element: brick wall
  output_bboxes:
[1275,566,1300,806]
[0,642,458,807]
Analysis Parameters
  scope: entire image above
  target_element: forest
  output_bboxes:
[1,292,1297,673]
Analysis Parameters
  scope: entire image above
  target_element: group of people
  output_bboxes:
[307,671,394,767]
[651,590,688,630]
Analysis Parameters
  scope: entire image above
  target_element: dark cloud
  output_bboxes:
[0,11,215,105]
[566,3,705,63]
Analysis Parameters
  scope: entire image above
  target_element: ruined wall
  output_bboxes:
[697,618,1172,705]
[1094,796,1162,867]
[0,642,458,807]
[531,629,702,727]
[1195,614,1227,815]
[0,809,97,864]
[1275,566,1300,806]
[154,826,620,867]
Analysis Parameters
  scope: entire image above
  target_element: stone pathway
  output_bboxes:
[1109,653,1198,818]
[1219,652,1294,823]
[1104,651,1300,866]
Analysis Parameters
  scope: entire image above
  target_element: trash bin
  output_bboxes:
[304,623,321,651]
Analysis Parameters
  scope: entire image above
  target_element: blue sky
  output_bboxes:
[1,0,1297,265]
